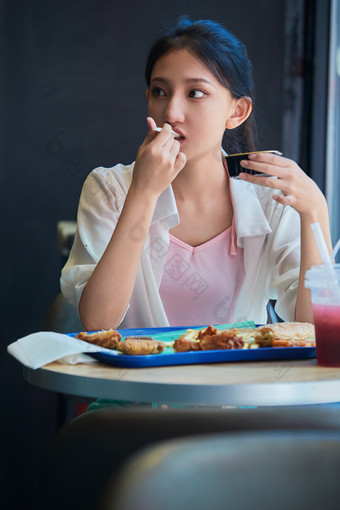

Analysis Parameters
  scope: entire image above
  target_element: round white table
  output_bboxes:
[23,357,340,406]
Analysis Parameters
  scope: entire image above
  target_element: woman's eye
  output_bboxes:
[151,87,166,97]
[189,89,205,98]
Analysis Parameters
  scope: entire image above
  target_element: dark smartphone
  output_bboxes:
[225,150,283,178]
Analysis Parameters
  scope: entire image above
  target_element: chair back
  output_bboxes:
[101,430,340,510]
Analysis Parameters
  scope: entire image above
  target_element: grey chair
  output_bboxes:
[44,220,83,333]
[44,291,83,333]
[35,406,340,510]
[101,430,340,510]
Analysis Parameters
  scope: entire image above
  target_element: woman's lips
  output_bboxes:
[172,128,185,141]
[153,126,185,141]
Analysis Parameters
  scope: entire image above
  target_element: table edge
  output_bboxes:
[23,365,340,406]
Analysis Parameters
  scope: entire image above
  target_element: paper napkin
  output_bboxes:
[7,331,115,369]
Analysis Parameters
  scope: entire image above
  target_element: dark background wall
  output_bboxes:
[1,0,288,508]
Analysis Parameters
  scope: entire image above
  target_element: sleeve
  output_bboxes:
[60,168,125,311]
[266,204,301,321]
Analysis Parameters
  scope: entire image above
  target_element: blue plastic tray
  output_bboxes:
[69,326,316,368]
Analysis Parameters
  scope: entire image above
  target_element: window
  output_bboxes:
[326,0,340,257]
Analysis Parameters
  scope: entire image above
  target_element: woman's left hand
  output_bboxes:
[239,152,327,220]
[239,152,333,324]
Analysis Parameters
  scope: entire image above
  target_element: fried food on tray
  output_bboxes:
[173,321,316,353]
[228,328,258,342]
[75,331,165,355]
[271,338,316,347]
[174,325,244,352]
[173,328,201,352]
[197,324,216,340]
[254,322,315,347]
[173,338,201,352]
[176,329,200,342]
[75,329,121,349]
[115,337,165,355]
[199,325,244,350]
[75,321,316,357]
[200,331,244,350]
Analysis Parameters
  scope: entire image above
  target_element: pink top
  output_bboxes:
[159,219,245,326]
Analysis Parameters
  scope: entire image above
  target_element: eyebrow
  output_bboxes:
[150,77,215,86]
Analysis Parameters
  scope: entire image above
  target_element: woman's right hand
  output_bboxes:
[79,117,186,330]
[130,117,186,198]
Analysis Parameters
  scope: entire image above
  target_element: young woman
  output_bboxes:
[61,16,332,331]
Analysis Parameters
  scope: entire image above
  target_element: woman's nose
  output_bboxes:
[164,95,185,124]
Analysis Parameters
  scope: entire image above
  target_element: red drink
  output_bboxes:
[312,303,340,366]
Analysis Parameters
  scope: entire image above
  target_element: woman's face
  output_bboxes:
[147,48,249,163]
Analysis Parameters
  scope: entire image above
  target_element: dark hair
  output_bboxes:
[145,16,257,154]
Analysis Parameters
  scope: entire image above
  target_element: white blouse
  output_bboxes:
[60,162,301,328]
